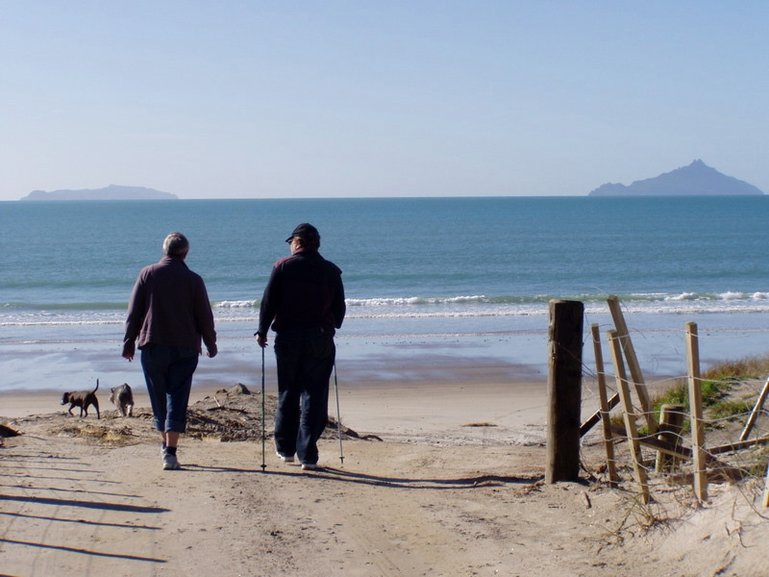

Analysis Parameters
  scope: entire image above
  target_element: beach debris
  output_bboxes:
[211,383,251,409]
[327,415,382,442]
[0,423,20,438]
[7,382,380,445]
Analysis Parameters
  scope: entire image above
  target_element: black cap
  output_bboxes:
[285,223,320,243]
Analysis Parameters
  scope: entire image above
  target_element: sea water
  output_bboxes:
[2,196,769,391]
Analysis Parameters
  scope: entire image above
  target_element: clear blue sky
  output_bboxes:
[2,1,767,200]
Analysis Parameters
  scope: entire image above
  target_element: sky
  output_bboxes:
[1,1,768,200]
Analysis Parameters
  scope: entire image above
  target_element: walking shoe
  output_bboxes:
[300,463,317,471]
[276,452,295,463]
[163,452,181,470]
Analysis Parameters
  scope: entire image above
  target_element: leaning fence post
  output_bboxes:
[607,296,658,435]
[546,300,584,483]
[685,321,708,503]
[740,376,769,442]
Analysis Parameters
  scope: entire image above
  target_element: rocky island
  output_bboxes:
[589,160,764,196]
[20,184,177,201]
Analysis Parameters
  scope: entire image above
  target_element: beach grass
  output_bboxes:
[654,352,769,410]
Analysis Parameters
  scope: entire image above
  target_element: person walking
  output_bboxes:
[255,223,345,470]
[122,232,217,470]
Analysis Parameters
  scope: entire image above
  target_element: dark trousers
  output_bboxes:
[273,329,335,465]
[140,345,198,433]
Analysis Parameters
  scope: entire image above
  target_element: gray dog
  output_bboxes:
[109,383,134,417]
[61,379,100,418]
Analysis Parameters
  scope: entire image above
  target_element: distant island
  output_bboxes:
[20,184,178,201]
[589,160,765,196]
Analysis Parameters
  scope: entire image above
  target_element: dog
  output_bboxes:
[61,378,100,419]
[109,383,134,417]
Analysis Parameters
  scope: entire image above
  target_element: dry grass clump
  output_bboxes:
[646,352,769,429]
[702,353,769,380]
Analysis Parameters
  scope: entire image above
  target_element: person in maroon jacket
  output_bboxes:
[123,232,217,470]
[256,223,345,469]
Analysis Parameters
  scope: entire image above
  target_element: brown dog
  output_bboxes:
[109,383,134,417]
[61,379,100,419]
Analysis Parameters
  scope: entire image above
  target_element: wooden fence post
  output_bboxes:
[763,462,769,509]
[590,324,619,486]
[685,322,708,503]
[608,330,650,504]
[607,296,658,434]
[655,404,685,473]
[546,300,584,483]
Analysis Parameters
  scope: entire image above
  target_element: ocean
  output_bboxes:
[2,196,769,393]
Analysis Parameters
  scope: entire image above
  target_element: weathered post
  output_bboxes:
[609,330,650,504]
[591,324,619,486]
[655,404,685,473]
[607,296,657,434]
[686,321,708,503]
[763,462,769,509]
[546,300,584,484]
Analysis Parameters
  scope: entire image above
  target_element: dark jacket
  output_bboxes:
[257,248,345,336]
[123,256,217,356]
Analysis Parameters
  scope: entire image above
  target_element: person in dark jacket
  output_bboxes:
[123,232,217,470]
[256,223,345,469]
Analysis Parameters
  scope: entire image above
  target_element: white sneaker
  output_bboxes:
[276,452,295,463]
[163,452,181,470]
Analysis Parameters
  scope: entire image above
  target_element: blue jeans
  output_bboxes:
[273,329,335,465]
[140,345,199,433]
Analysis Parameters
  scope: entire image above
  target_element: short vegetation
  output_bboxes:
[649,353,769,431]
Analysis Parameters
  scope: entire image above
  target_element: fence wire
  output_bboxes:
[577,318,769,515]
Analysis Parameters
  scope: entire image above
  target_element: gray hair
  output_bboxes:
[163,232,189,257]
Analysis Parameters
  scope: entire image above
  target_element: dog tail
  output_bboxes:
[92,378,99,394]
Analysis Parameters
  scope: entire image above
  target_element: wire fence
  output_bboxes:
[574,300,769,515]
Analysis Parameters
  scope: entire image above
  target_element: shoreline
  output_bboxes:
[0,371,549,432]
[4,308,769,390]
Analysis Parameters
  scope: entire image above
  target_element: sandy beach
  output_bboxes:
[1,366,768,577]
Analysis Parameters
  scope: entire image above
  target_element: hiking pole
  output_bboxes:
[333,361,344,464]
[260,345,267,472]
